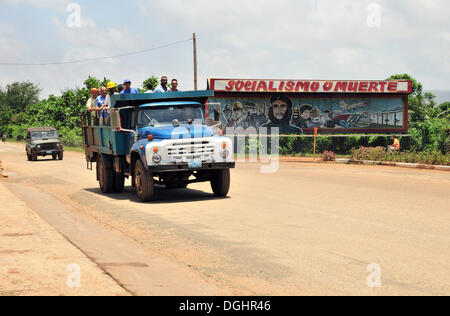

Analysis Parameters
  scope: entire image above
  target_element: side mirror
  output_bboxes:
[111,110,121,131]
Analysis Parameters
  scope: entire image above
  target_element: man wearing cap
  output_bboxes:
[226,102,248,129]
[154,76,170,93]
[105,81,118,108]
[259,95,303,134]
[86,88,99,111]
[103,82,118,125]
[95,87,108,125]
[120,79,139,95]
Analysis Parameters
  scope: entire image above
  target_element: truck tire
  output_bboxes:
[97,155,114,193]
[27,153,32,161]
[210,169,230,197]
[32,153,37,161]
[58,152,64,160]
[135,160,154,202]
[52,153,57,160]
[114,172,125,193]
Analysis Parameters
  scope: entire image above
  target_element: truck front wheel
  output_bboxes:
[210,169,230,197]
[135,160,154,202]
[97,156,114,193]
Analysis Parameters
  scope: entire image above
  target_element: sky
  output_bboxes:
[0,0,449,98]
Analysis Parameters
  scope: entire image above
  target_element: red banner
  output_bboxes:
[209,79,412,94]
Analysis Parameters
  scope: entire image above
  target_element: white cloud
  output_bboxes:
[137,0,450,88]
[0,0,449,95]
[0,0,70,11]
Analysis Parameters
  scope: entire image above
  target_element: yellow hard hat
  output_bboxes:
[107,81,116,89]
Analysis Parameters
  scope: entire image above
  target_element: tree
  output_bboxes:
[4,81,40,113]
[438,102,450,118]
[141,76,159,93]
[84,76,101,91]
[387,74,450,152]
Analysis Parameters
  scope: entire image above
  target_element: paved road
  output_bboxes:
[1,142,449,295]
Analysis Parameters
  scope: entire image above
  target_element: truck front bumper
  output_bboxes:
[149,162,235,173]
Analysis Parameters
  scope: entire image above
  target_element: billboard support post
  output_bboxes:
[314,127,318,160]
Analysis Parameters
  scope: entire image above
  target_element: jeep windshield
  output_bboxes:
[31,131,58,139]
[137,106,204,127]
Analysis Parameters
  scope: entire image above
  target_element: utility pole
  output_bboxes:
[193,33,198,91]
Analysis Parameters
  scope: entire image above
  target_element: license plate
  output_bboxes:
[188,160,202,168]
[46,150,53,154]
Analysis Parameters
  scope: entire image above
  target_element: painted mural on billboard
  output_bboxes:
[207,96,405,134]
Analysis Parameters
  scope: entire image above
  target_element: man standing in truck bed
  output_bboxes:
[120,79,139,95]
[154,76,170,93]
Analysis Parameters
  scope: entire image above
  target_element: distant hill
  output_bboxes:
[428,90,450,105]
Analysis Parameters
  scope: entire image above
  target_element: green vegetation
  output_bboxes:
[0,74,448,162]
[0,76,156,147]
[350,146,449,166]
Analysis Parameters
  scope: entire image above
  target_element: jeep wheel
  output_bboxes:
[210,169,230,197]
[32,153,37,161]
[114,172,125,193]
[52,153,57,160]
[27,153,32,161]
[135,160,154,202]
[58,152,64,160]
[97,155,114,193]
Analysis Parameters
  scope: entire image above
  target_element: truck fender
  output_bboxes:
[130,150,148,174]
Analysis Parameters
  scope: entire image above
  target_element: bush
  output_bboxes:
[9,124,28,140]
[351,146,386,161]
[351,146,449,165]
[58,127,83,147]
[322,151,336,161]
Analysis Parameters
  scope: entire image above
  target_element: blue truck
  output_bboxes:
[82,91,235,202]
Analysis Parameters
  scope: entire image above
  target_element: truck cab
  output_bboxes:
[82,91,235,202]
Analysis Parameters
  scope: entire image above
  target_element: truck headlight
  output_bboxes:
[153,154,162,164]
[37,145,41,149]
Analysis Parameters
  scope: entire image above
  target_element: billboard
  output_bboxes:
[207,79,410,134]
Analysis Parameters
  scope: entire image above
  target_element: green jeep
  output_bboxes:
[25,127,64,161]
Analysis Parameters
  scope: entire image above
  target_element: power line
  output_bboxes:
[0,38,192,66]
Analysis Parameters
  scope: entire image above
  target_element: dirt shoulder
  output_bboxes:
[0,181,130,296]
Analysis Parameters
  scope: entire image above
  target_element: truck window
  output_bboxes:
[137,106,203,126]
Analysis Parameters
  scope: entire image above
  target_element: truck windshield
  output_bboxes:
[31,131,58,139]
[137,106,204,126]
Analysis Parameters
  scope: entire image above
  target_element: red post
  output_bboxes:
[313,127,318,160]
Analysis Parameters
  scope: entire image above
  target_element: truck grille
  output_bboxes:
[167,141,215,161]
[40,143,57,150]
